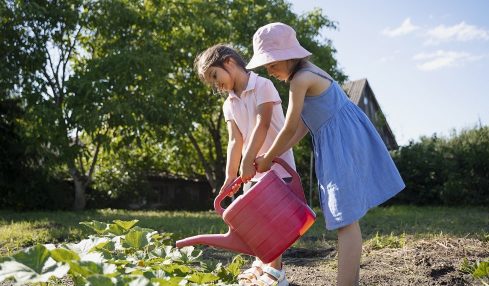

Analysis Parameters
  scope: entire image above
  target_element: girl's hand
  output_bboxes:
[240,159,256,183]
[219,177,240,196]
[255,154,273,173]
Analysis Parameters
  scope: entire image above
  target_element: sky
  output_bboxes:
[288,0,489,146]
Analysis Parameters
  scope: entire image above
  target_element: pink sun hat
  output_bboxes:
[246,22,311,69]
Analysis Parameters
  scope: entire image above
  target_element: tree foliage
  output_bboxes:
[1,0,345,209]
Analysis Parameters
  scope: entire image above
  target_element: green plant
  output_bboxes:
[461,258,489,285]
[0,220,245,285]
[368,232,406,250]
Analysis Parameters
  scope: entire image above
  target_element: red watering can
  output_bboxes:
[176,158,316,263]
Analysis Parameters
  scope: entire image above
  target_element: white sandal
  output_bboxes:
[252,265,288,286]
[238,260,264,285]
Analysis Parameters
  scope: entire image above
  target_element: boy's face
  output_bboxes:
[264,61,289,81]
[204,66,233,93]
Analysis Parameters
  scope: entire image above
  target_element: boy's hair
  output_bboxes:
[194,44,247,83]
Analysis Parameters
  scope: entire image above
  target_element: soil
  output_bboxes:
[0,237,486,285]
[203,237,489,285]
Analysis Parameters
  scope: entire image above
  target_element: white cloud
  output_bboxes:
[383,18,419,37]
[425,22,489,44]
[413,50,484,71]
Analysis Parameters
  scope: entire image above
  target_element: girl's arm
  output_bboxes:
[241,102,274,182]
[220,120,243,193]
[256,75,309,172]
[283,119,309,151]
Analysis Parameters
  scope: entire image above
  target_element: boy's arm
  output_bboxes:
[220,119,243,193]
[241,102,274,182]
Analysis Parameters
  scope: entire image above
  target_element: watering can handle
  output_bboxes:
[214,177,243,216]
[271,157,306,203]
[214,158,305,217]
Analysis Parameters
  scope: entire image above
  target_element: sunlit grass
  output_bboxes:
[367,232,407,250]
[294,205,489,249]
[1,205,488,256]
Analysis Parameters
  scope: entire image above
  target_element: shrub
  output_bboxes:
[391,126,489,206]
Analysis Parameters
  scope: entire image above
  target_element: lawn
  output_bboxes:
[1,205,488,256]
[1,205,488,285]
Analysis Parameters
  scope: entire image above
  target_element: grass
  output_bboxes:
[297,205,489,248]
[0,205,488,256]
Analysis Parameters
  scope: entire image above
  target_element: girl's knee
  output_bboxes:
[338,221,360,232]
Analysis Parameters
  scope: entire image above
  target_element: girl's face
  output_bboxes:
[264,61,290,81]
[204,65,233,93]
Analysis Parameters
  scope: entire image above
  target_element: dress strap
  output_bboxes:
[298,68,334,83]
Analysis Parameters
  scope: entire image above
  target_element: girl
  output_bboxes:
[250,23,405,286]
[194,44,295,286]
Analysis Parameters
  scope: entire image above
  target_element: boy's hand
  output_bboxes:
[255,154,272,173]
[240,159,256,183]
[219,177,240,196]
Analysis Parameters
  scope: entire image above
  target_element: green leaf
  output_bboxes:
[80,221,109,235]
[217,255,246,282]
[86,274,115,286]
[12,244,50,273]
[72,274,88,286]
[107,223,125,236]
[151,277,185,286]
[226,255,246,276]
[188,272,219,283]
[68,260,102,276]
[65,237,110,254]
[128,275,152,286]
[0,245,70,284]
[124,230,149,250]
[113,219,139,231]
[50,248,80,262]
[160,264,191,276]
[473,261,489,278]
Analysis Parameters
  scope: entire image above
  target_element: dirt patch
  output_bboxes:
[0,237,486,285]
[204,237,488,285]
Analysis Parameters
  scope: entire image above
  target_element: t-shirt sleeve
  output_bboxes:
[256,79,282,106]
[223,99,233,122]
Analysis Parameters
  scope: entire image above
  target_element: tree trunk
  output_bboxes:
[70,167,88,211]
[210,127,225,193]
[187,131,217,192]
[72,176,87,211]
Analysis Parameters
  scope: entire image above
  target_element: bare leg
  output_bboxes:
[337,221,362,286]
[260,255,282,281]
[267,255,282,270]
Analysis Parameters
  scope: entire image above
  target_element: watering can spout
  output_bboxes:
[176,229,254,256]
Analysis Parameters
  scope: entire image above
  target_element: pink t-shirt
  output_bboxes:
[223,72,296,181]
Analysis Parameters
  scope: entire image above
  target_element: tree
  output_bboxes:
[2,0,99,210]
[2,0,170,210]
[130,0,347,193]
[57,0,346,197]
[2,0,346,210]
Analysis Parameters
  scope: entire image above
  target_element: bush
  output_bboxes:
[0,98,74,210]
[391,126,489,206]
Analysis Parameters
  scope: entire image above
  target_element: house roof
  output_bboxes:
[342,78,368,104]
[342,78,399,149]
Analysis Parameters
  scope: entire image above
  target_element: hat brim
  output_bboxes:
[246,46,311,69]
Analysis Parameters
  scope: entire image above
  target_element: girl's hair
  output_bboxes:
[194,44,247,83]
[287,57,310,82]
